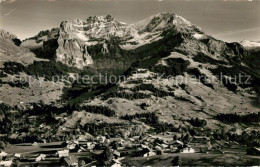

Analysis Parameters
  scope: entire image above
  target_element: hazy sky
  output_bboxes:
[0,0,259,42]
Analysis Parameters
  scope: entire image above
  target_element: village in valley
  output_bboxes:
[1,125,260,166]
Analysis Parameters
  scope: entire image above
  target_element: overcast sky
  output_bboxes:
[0,0,259,42]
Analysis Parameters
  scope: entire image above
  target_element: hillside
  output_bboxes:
[0,13,260,166]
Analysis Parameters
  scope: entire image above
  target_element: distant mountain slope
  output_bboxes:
[0,30,45,66]
[0,30,65,107]
[240,40,260,93]
[0,29,21,46]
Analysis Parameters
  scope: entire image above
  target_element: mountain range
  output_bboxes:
[0,12,260,165]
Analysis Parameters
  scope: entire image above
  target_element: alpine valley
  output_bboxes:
[0,13,260,166]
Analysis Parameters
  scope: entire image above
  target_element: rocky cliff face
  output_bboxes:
[20,13,254,78]
[56,31,93,69]
[56,15,132,69]
[22,13,214,71]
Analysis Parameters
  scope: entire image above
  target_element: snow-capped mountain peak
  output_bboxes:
[132,12,201,33]
[23,13,209,69]
[60,15,129,40]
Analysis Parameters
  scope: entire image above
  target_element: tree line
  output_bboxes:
[215,112,260,124]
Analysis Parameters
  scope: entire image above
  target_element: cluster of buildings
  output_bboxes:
[0,130,246,167]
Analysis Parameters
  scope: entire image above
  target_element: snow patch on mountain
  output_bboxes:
[240,40,260,49]
[192,33,207,40]
[120,31,163,50]
[75,31,89,42]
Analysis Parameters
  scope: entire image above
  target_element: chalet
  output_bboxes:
[192,136,210,144]
[57,149,69,158]
[154,145,164,155]
[0,151,7,160]
[136,144,156,157]
[14,153,21,159]
[86,142,96,150]
[35,154,46,162]
[161,143,169,149]
[143,151,156,157]
[170,140,184,148]
[41,139,47,143]
[67,141,77,150]
[180,146,195,153]
[0,160,12,167]
[67,142,80,152]
[0,151,7,157]
[77,134,93,142]
[169,145,179,152]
